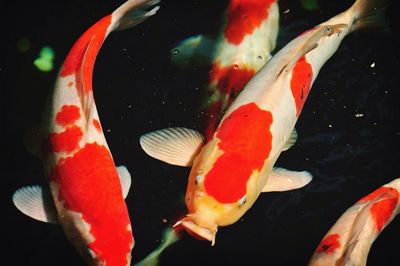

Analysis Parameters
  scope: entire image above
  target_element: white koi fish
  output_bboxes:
[12,0,160,265]
[171,0,279,141]
[309,178,400,266]
[140,0,386,245]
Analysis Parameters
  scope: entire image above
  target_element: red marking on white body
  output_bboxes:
[200,0,279,140]
[309,179,400,266]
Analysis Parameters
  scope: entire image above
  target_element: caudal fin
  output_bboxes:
[349,0,388,31]
[135,228,180,266]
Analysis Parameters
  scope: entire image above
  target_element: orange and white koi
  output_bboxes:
[309,178,400,266]
[12,0,159,265]
[140,0,385,245]
[171,0,279,141]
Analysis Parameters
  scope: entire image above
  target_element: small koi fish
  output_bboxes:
[171,0,279,141]
[140,0,386,245]
[309,178,400,266]
[12,0,160,265]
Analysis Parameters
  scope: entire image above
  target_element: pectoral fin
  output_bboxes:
[140,127,205,166]
[12,185,59,224]
[282,129,298,151]
[262,167,312,192]
[117,165,132,199]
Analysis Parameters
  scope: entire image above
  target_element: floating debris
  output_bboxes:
[355,113,364,118]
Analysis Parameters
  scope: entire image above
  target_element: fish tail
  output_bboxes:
[112,0,160,31]
[349,0,388,32]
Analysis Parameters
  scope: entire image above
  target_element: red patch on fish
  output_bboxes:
[290,55,313,117]
[55,105,81,127]
[358,187,395,203]
[202,63,255,140]
[204,103,273,203]
[93,119,102,132]
[316,233,341,254]
[225,0,275,45]
[50,143,132,265]
[358,186,399,232]
[201,100,222,141]
[48,126,83,153]
[60,15,112,95]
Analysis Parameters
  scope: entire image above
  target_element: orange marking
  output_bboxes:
[358,186,399,232]
[358,187,395,203]
[290,56,313,117]
[48,126,83,153]
[55,105,81,127]
[204,103,273,203]
[225,0,276,45]
[316,233,341,254]
[50,143,132,265]
[67,81,74,88]
[60,15,112,95]
[93,119,102,132]
[202,63,255,140]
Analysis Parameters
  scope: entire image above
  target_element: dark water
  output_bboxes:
[1,0,399,265]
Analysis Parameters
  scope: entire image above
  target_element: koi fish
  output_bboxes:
[12,0,160,265]
[309,178,400,266]
[171,0,279,141]
[140,0,386,245]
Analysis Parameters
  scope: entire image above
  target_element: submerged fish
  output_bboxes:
[171,0,279,141]
[12,0,160,265]
[309,178,400,266]
[141,0,386,245]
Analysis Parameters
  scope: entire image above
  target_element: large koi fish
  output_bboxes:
[171,0,279,141]
[309,178,400,266]
[140,0,386,245]
[12,0,159,265]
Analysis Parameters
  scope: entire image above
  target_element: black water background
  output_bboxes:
[1,0,399,265]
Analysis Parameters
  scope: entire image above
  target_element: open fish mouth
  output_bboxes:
[174,217,217,246]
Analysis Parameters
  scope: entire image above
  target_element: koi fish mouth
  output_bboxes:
[174,217,217,246]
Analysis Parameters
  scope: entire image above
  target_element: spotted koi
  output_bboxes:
[308,178,400,266]
[12,1,160,265]
[140,0,386,245]
[171,0,279,141]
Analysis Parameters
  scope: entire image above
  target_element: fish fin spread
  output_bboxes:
[140,127,205,166]
[135,228,180,266]
[112,0,161,31]
[262,167,312,192]
[281,129,298,152]
[170,34,216,68]
[117,165,132,199]
[276,24,346,79]
[349,0,388,32]
[12,185,59,224]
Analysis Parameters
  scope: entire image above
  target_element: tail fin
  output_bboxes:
[349,0,388,31]
[58,0,160,116]
[135,228,180,266]
[112,0,160,31]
